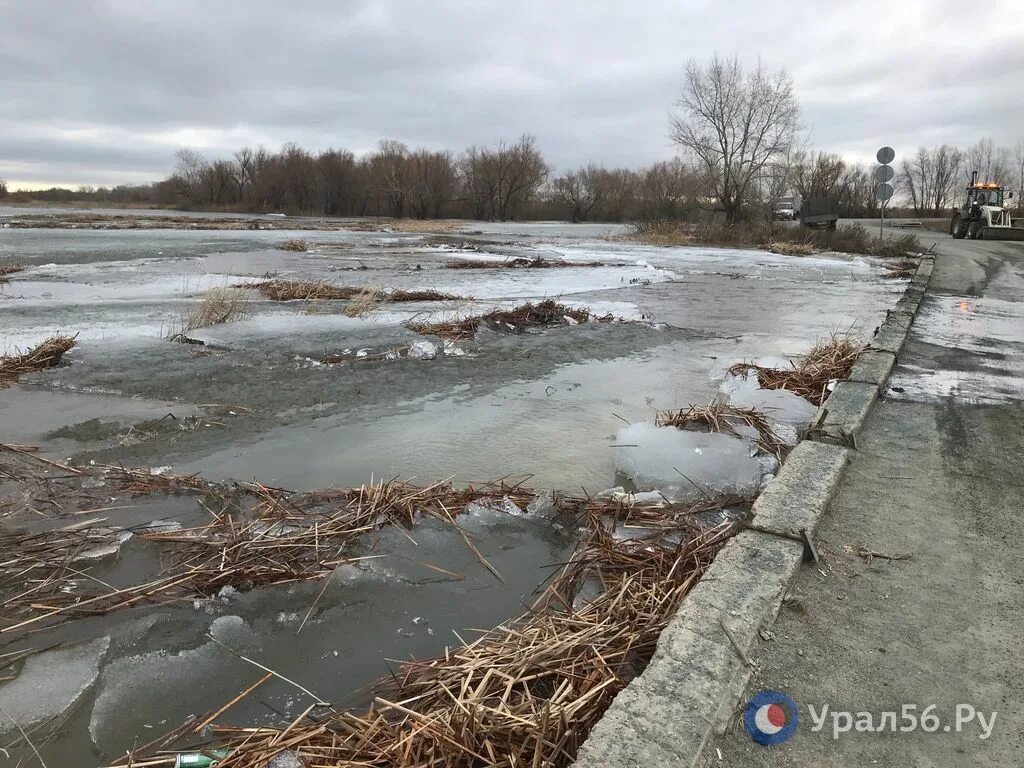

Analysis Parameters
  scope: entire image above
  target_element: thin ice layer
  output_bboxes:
[613,422,771,502]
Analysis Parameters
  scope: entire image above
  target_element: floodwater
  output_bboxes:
[0,212,906,765]
[888,255,1024,404]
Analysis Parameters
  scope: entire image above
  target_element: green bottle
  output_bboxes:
[174,749,230,767]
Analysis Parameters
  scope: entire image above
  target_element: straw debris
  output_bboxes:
[0,263,26,278]
[0,476,538,633]
[408,300,608,340]
[764,239,818,256]
[279,239,309,252]
[728,335,867,405]
[105,500,740,768]
[657,401,787,460]
[175,287,251,336]
[884,259,917,278]
[248,280,363,301]
[342,286,385,317]
[248,280,463,304]
[446,256,603,269]
[0,335,76,386]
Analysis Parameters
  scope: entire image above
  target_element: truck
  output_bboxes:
[949,172,1021,240]
[773,194,801,221]
[799,196,839,230]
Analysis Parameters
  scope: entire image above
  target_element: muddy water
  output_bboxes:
[0,215,904,765]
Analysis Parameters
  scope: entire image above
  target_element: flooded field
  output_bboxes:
[0,213,906,765]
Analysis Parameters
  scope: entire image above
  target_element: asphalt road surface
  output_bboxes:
[705,230,1024,766]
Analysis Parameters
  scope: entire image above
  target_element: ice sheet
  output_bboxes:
[613,422,771,502]
[0,636,110,736]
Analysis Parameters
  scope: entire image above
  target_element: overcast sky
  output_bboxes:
[2,0,1022,189]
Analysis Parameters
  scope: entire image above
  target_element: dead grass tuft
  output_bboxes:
[248,279,363,301]
[386,288,462,302]
[884,259,918,279]
[279,238,309,252]
[177,287,251,335]
[342,286,385,317]
[656,401,787,460]
[249,280,463,304]
[446,256,602,269]
[408,300,604,340]
[764,240,818,256]
[0,335,76,386]
[728,335,867,405]
[0,264,26,278]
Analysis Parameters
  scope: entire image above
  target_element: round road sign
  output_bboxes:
[877,146,895,165]
[875,182,894,202]
[875,165,895,183]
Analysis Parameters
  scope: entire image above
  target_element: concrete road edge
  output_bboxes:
[572,254,934,767]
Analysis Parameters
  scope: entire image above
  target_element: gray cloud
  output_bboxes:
[1,0,1022,187]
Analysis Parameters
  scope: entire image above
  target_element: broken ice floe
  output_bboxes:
[0,636,110,736]
[89,616,255,753]
[613,422,776,503]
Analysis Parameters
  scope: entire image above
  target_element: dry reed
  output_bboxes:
[657,401,787,460]
[0,477,538,634]
[0,264,26,277]
[176,287,251,335]
[0,335,76,386]
[105,500,740,768]
[247,280,363,301]
[446,256,602,269]
[409,300,605,340]
[764,240,817,256]
[342,286,385,317]
[248,280,462,304]
[279,239,309,252]
[884,260,918,278]
[728,335,867,405]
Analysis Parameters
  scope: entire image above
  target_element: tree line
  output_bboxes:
[898,138,1024,216]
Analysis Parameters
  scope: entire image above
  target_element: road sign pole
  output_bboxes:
[875,147,895,242]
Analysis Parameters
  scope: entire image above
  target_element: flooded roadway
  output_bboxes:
[0,212,906,765]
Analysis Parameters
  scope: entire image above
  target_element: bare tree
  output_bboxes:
[0,178,8,198]
[636,159,701,223]
[233,147,256,204]
[407,150,456,219]
[172,148,210,203]
[459,136,548,220]
[962,138,1011,184]
[792,151,845,199]
[835,164,877,217]
[369,140,410,217]
[553,166,603,222]
[901,145,962,215]
[671,55,800,223]
[593,168,639,221]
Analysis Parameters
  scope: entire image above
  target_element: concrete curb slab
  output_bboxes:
[848,349,896,386]
[573,532,805,768]
[750,441,849,535]
[573,443,849,768]
[811,381,880,444]
[868,312,913,355]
